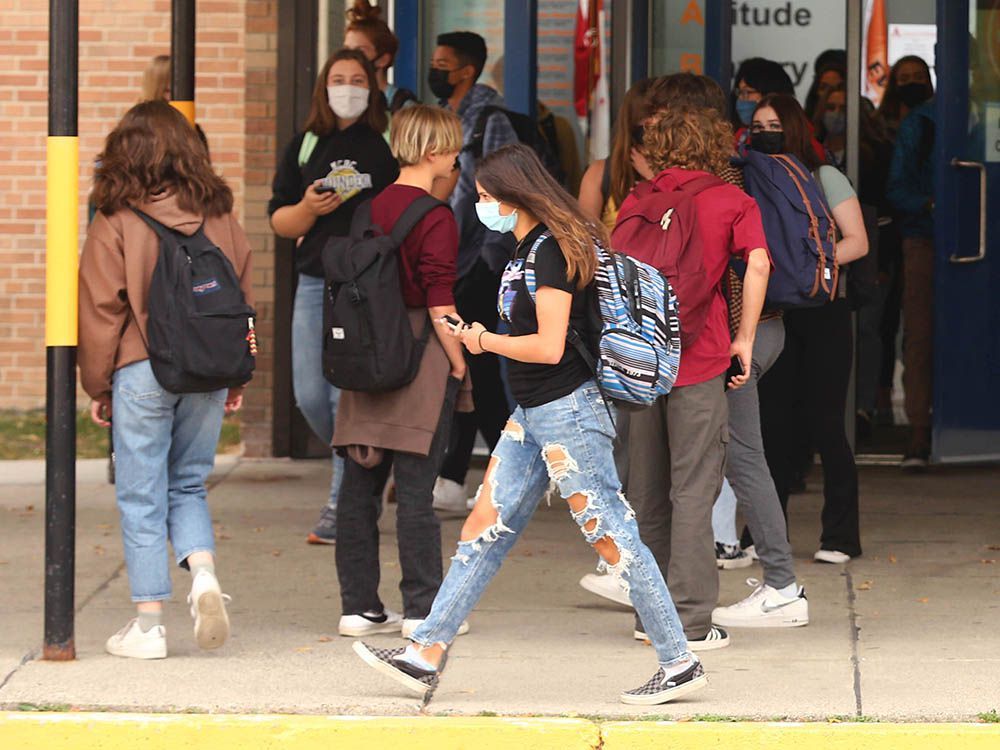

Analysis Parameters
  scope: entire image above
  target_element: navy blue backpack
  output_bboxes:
[740,151,839,308]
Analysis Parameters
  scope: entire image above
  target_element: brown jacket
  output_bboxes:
[78,192,254,399]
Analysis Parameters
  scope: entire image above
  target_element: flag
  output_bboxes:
[589,1,610,160]
[863,0,888,105]
[573,0,599,133]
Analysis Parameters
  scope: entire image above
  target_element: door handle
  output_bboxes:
[949,159,987,264]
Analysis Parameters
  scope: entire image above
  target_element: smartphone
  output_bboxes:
[442,314,463,330]
[725,355,745,389]
[314,183,338,194]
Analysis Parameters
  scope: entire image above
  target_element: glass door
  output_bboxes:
[932,0,1000,462]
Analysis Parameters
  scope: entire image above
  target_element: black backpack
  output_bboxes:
[465,105,566,185]
[388,87,419,113]
[132,209,256,393]
[321,195,443,392]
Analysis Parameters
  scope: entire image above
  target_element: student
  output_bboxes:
[139,54,210,154]
[428,31,520,513]
[344,0,417,114]
[353,143,706,706]
[878,56,934,135]
[751,94,869,563]
[332,105,472,638]
[804,60,846,121]
[885,63,935,470]
[621,105,771,650]
[79,100,252,659]
[269,49,399,544]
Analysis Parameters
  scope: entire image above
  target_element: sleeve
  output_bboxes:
[418,207,459,307]
[818,166,857,209]
[730,196,771,263]
[77,213,128,399]
[532,238,575,293]
[267,133,305,216]
[886,116,931,216]
[482,111,520,157]
[228,214,256,308]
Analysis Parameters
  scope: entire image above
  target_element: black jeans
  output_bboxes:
[335,377,460,619]
[754,300,862,558]
[439,258,511,484]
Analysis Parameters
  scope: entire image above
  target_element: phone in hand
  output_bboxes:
[441,314,465,331]
[313,183,338,194]
[725,355,745,389]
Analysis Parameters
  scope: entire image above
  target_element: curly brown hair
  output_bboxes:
[642,106,734,176]
[92,100,232,216]
[346,0,399,68]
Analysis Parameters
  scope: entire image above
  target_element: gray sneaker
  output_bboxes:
[307,504,336,545]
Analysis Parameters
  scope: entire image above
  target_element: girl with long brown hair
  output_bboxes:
[269,48,398,545]
[354,143,706,707]
[79,100,253,659]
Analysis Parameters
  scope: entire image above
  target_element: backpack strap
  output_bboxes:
[298,131,319,168]
[388,87,418,113]
[463,105,506,160]
[389,195,447,247]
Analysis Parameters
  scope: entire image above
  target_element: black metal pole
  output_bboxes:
[170,0,196,123]
[44,0,79,661]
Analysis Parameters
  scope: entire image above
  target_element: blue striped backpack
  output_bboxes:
[524,232,681,408]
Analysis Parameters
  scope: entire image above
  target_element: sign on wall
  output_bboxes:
[731,0,847,101]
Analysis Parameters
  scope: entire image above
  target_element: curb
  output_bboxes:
[2,713,999,749]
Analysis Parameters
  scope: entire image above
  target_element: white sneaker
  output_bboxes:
[401,618,470,639]
[433,478,470,513]
[633,624,730,651]
[579,573,634,608]
[105,618,167,660]
[188,570,231,650]
[814,549,851,564]
[743,545,760,561]
[339,609,403,637]
[712,578,809,628]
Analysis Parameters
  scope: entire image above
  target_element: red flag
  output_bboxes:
[574,0,599,121]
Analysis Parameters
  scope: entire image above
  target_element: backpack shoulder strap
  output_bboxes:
[522,231,552,302]
[682,174,726,196]
[298,131,319,168]
[464,105,506,159]
[130,207,192,246]
[389,195,447,246]
[389,87,418,113]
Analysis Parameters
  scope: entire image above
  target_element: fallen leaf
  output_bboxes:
[294,646,312,653]
[24,505,34,512]
[93,545,106,557]
[317,635,333,643]
[857,580,873,591]
[254,527,265,533]
[888,554,898,564]
[988,545,1000,551]
[218,534,232,541]
[96,524,112,530]
[980,559,997,565]
[270,549,282,557]
[917,597,929,604]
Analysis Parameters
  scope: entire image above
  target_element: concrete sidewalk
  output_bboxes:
[0,457,997,721]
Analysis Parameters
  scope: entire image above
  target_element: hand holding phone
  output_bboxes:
[439,314,468,333]
[725,355,745,390]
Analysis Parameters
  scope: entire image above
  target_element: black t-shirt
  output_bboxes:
[268,123,399,277]
[501,224,594,408]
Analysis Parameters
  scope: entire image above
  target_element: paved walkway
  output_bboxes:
[0,458,997,721]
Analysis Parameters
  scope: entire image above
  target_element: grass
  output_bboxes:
[0,410,241,460]
[979,710,1000,723]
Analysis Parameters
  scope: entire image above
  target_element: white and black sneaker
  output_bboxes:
[632,624,729,652]
[353,641,446,697]
[620,660,707,705]
[715,542,754,570]
[338,609,402,637]
[712,578,809,628]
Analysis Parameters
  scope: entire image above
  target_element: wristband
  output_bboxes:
[478,330,487,352]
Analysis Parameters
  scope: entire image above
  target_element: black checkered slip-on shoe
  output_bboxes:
[352,641,446,697]
[620,661,707,705]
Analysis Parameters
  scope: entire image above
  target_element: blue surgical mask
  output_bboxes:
[736,99,758,126]
[475,201,518,234]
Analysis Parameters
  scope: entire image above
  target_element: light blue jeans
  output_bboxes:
[112,360,225,602]
[292,273,343,509]
[411,381,693,668]
[711,478,739,547]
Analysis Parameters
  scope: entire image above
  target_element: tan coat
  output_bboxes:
[333,309,473,457]
[78,192,254,399]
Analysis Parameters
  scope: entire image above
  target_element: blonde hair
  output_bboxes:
[643,107,734,176]
[390,105,463,167]
[141,54,171,102]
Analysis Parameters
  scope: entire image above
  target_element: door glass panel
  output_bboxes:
[650,0,706,76]
[970,1,1000,163]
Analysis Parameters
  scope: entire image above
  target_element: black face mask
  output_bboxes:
[750,130,785,155]
[428,68,456,100]
[897,82,930,108]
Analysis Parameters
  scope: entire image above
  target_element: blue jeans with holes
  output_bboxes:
[292,273,343,509]
[410,381,693,668]
[112,360,224,602]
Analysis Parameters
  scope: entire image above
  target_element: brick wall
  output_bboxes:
[0,0,247,408]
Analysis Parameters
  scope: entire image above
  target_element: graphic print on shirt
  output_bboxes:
[497,258,525,322]
[321,159,374,201]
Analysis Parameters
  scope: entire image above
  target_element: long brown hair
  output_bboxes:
[303,48,388,136]
[643,106,734,176]
[608,78,661,206]
[477,144,605,288]
[878,55,934,127]
[346,0,399,69]
[752,93,822,170]
[92,100,232,216]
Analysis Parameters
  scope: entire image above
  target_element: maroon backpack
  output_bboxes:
[611,171,725,347]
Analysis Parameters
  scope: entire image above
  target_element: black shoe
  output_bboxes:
[353,641,446,697]
[620,661,708,705]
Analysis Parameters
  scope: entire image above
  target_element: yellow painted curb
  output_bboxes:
[601,721,1000,750]
[0,713,601,750]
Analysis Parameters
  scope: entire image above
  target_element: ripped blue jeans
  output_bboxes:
[410,381,693,668]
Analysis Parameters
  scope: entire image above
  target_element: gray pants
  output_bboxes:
[726,318,796,590]
[626,375,728,639]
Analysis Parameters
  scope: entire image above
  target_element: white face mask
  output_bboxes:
[327,85,369,121]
